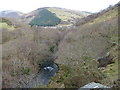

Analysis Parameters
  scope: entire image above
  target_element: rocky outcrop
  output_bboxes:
[97,53,114,67]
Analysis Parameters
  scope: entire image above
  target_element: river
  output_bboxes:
[24,64,58,88]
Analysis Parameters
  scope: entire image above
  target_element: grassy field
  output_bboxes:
[47,8,80,21]
[0,23,15,31]
[89,7,118,24]
[47,7,90,26]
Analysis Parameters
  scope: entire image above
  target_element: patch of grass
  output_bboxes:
[98,44,118,87]
[0,23,15,31]
[34,84,47,88]
[89,7,118,24]
[49,45,56,53]
[47,7,89,25]
[23,67,30,75]
[0,17,12,25]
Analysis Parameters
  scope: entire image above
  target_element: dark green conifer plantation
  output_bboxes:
[29,9,61,26]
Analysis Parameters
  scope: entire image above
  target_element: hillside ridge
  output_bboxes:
[20,7,90,26]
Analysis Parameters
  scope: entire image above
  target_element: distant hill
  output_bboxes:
[20,7,90,26]
[0,18,15,31]
[47,7,90,25]
[0,17,26,31]
[29,9,61,26]
[75,4,118,26]
[0,10,23,18]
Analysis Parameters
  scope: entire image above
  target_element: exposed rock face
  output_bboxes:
[97,53,114,67]
[79,82,110,89]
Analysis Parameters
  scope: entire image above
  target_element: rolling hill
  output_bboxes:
[20,7,90,26]
[0,10,23,18]
[50,3,119,88]
[29,9,61,26]
[0,17,27,31]
[47,7,90,25]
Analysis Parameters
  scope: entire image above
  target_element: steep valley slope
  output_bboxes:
[1,3,119,88]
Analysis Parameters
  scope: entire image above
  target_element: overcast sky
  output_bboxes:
[0,0,119,13]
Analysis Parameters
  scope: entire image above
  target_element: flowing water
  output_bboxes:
[25,64,58,88]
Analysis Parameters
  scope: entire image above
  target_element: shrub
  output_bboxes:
[23,68,30,75]
[49,45,56,53]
